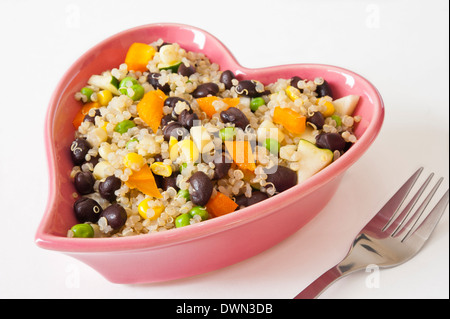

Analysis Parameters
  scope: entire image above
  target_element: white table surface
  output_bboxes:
[0,0,448,299]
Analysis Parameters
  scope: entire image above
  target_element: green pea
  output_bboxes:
[119,77,138,92]
[70,223,94,238]
[250,97,265,112]
[177,189,190,201]
[114,119,136,134]
[129,84,145,101]
[175,213,191,228]
[219,127,236,141]
[189,206,209,221]
[263,138,280,155]
[331,114,342,127]
[80,87,94,102]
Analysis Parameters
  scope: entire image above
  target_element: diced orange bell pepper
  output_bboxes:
[196,97,240,117]
[206,191,238,217]
[224,140,256,172]
[72,102,100,128]
[124,43,156,72]
[136,89,166,133]
[273,106,306,135]
[125,164,162,198]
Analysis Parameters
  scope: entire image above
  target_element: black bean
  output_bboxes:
[163,121,189,141]
[307,112,325,130]
[290,76,303,90]
[161,114,174,127]
[220,107,250,130]
[73,197,102,223]
[177,63,196,77]
[74,171,95,195]
[234,191,268,208]
[161,173,179,191]
[178,109,199,130]
[264,166,298,193]
[99,176,122,202]
[164,97,191,119]
[220,70,236,89]
[235,80,264,97]
[147,72,170,93]
[83,109,101,124]
[247,191,269,206]
[315,132,346,152]
[99,203,127,230]
[164,96,191,110]
[70,138,91,166]
[316,79,333,98]
[192,82,219,98]
[189,171,213,206]
[212,153,232,180]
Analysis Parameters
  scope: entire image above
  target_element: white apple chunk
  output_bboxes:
[333,95,360,116]
[296,139,333,183]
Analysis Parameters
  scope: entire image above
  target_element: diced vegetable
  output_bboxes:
[136,89,166,133]
[175,213,191,228]
[206,191,238,217]
[157,44,182,72]
[219,127,236,141]
[72,102,100,128]
[256,119,285,143]
[250,97,265,111]
[196,96,240,117]
[296,139,333,183]
[123,152,146,170]
[125,42,156,72]
[285,86,301,101]
[332,95,360,116]
[138,198,164,220]
[97,90,113,106]
[87,74,120,95]
[224,140,256,171]
[316,98,335,117]
[188,206,209,220]
[273,106,306,135]
[114,119,136,134]
[263,138,280,155]
[170,139,199,163]
[125,164,162,198]
[150,162,173,177]
[80,87,94,102]
[190,126,213,153]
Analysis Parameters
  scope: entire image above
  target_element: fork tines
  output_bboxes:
[382,167,449,242]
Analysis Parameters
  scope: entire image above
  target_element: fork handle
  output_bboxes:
[294,266,344,299]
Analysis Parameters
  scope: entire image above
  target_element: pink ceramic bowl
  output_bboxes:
[35,23,384,284]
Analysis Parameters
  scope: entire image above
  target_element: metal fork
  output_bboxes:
[295,167,449,299]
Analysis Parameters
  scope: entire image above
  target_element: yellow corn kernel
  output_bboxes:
[169,136,178,152]
[150,162,172,177]
[316,98,335,117]
[179,139,199,162]
[138,198,164,220]
[285,86,301,101]
[97,90,113,106]
[170,139,199,163]
[123,152,146,170]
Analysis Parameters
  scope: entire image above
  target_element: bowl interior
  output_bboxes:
[39,23,384,247]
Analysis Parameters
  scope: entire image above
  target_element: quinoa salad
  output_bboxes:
[68,39,361,238]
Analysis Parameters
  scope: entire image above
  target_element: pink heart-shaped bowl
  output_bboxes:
[35,23,384,284]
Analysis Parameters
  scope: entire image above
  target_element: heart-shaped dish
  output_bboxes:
[35,23,384,284]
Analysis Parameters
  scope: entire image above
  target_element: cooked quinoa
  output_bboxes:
[67,39,361,238]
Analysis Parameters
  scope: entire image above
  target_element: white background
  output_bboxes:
[0,0,448,299]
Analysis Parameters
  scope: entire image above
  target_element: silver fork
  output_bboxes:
[295,167,449,299]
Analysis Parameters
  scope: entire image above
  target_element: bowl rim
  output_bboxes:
[35,23,384,253]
